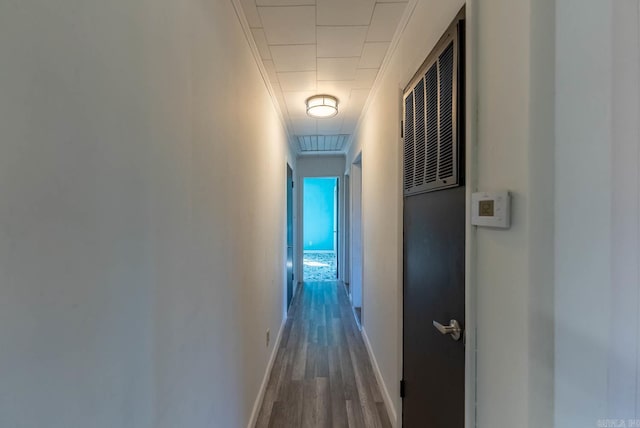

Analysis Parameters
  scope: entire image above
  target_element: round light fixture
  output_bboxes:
[305,95,338,118]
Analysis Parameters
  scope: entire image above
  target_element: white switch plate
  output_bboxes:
[471,191,511,229]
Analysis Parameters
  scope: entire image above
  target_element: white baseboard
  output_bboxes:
[361,328,398,427]
[246,318,286,428]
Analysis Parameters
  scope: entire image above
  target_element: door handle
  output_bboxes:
[432,319,463,341]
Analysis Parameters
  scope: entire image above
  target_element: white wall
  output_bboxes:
[555,1,640,427]
[475,0,555,427]
[0,1,292,427]
[296,155,346,282]
[609,1,640,419]
[347,0,556,426]
[555,2,611,426]
[607,0,640,419]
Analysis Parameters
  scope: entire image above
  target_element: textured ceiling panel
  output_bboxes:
[316,0,375,26]
[317,58,360,81]
[270,45,316,72]
[366,3,406,42]
[316,81,353,108]
[317,117,345,135]
[358,42,390,68]
[278,71,317,92]
[284,91,317,117]
[317,26,368,58]
[353,68,378,89]
[259,6,316,45]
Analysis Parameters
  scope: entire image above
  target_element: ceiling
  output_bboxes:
[237,0,410,154]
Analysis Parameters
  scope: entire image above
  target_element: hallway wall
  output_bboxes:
[0,1,293,427]
[555,1,640,426]
[347,1,466,424]
[347,0,555,426]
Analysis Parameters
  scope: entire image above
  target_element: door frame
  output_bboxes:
[463,3,478,427]
[286,163,294,310]
[398,4,477,428]
[343,174,351,287]
[350,155,364,327]
[301,176,341,282]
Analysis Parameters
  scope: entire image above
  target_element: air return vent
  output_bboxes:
[297,135,349,153]
[403,19,464,196]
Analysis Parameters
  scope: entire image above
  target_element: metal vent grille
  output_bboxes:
[404,93,415,190]
[425,64,438,184]
[413,78,426,187]
[296,135,349,152]
[403,25,460,196]
[438,43,455,181]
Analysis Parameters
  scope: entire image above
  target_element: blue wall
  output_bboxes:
[303,177,337,251]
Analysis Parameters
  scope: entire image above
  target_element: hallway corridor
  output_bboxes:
[255,281,391,428]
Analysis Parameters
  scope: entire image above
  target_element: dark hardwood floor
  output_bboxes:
[255,281,392,428]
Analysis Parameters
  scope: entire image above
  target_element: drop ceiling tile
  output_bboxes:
[270,45,316,72]
[317,117,344,134]
[316,81,353,110]
[317,58,359,81]
[284,91,317,117]
[347,88,371,115]
[317,26,368,58]
[240,0,263,28]
[293,118,318,135]
[366,3,407,42]
[353,69,378,89]
[251,28,271,60]
[341,116,359,134]
[358,42,389,68]
[278,71,317,92]
[258,6,316,45]
[257,0,314,5]
[316,0,376,26]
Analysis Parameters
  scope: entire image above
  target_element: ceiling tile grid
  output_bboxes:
[239,0,409,153]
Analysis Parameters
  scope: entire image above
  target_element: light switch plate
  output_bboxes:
[471,191,511,228]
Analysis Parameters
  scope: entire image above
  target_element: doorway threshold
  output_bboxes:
[302,251,337,281]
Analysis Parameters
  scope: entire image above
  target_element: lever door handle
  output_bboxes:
[433,319,463,341]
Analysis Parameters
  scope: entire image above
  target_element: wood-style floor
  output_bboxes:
[255,281,392,428]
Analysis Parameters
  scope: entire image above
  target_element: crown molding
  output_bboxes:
[229,0,297,153]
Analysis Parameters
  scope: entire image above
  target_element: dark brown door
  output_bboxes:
[402,185,465,427]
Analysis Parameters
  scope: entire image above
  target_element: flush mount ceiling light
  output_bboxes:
[305,95,339,119]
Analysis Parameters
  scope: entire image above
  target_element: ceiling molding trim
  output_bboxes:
[344,0,419,156]
[229,0,298,152]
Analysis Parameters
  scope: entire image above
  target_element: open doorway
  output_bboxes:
[350,155,363,327]
[286,164,294,309]
[303,177,339,281]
